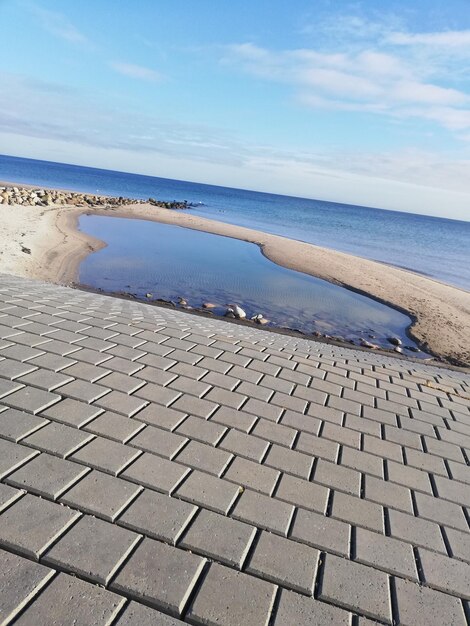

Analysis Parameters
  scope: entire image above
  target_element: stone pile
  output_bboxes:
[0,186,193,210]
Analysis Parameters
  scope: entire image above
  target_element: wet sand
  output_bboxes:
[1,198,469,366]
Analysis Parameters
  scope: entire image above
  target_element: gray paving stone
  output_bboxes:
[61,360,111,382]
[355,526,417,579]
[331,491,384,533]
[0,493,80,559]
[340,445,383,477]
[15,573,125,626]
[43,514,140,584]
[434,474,470,507]
[253,417,297,447]
[313,459,361,495]
[0,407,48,442]
[176,470,240,514]
[243,397,283,421]
[132,403,187,430]
[263,444,313,478]
[17,368,73,391]
[280,410,321,436]
[176,415,227,445]
[231,489,294,536]
[294,431,339,461]
[6,452,89,499]
[93,389,148,417]
[40,397,103,428]
[387,459,433,494]
[419,547,470,599]
[186,562,276,626]
[0,357,37,380]
[115,602,185,625]
[290,507,350,557]
[414,490,468,531]
[247,530,319,593]
[171,394,219,419]
[60,470,142,521]
[0,483,23,512]
[273,589,351,626]
[121,453,189,494]
[175,440,232,476]
[224,456,280,495]
[58,379,110,403]
[0,549,55,625]
[388,508,447,553]
[128,425,187,459]
[275,473,329,513]
[394,576,467,626]
[118,488,196,544]
[1,385,60,414]
[218,428,269,462]
[168,375,211,398]
[444,526,470,563]
[209,405,257,432]
[111,537,205,617]
[0,438,39,479]
[180,508,256,568]
[363,474,413,513]
[318,553,391,623]
[71,436,141,475]
[84,411,145,442]
[22,421,94,458]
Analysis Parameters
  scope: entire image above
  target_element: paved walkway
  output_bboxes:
[0,274,469,625]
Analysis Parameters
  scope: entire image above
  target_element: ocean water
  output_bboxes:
[79,215,420,352]
[1,154,469,291]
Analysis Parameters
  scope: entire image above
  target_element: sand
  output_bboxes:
[1,199,469,366]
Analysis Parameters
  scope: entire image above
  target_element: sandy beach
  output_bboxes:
[1,194,469,367]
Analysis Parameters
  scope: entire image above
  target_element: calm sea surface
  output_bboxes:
[2,154,469,291]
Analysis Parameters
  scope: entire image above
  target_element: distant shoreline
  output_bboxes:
[1,183,469,366]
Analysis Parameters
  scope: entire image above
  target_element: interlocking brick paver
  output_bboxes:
[15,573,125,626]
[58,378,110,403]
[363,474,413,513]
[111,537,205,617]
[263,444,313,478]
[22,421,94,457]
[176,415,226,445]
[252,417,297,447]
[319,553,391,623]
[115,602,185,625]
[247,530,319,593]
[355,526,417,579]
[219,428,269,462]
[0,438,39,479]
[0,493,80,559]
[231,489,294,535]
[176,470,240,514]
[331,491,384,532]
[43,514,141,584]
[118,488,196,544]
[243,397,284,421]
[0,407,48,442]
[122,452,189,494]
[40,397,103,427]
[340,445,383,477]
[224,456,280,495]
[434,474,470,507]
[414,490,468,531]
[387,459,433,494]
[418,547,470,599]
[186,562,276,626]
[210,405,257,432]
[180,508,255,568]
[1,385,60,414]
[71,436,141,475]
[60,470,141,521]
[394,576,467,626]
[444,526,470,563]
[6,452,89,499]
[133,403,187,430]
[0,483,23,512]
[388,508,447,553]
[290,507,350,556]
[273,589,351,625]
[84,410,145,442]
[0,549,55,625]
[129,424,187,459]
[175,440,232,476]
[0,357,37,380]
[313,458,361,495]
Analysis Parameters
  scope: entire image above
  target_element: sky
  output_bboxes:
[0,1,470,220]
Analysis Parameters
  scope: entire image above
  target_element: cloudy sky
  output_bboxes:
[1,0,470,220]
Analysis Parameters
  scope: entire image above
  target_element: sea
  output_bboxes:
[2,154,469,292]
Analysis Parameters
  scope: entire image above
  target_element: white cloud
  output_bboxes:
[110,62,162,82]
[223,31,470,135]
[26,3,88,45]
[388,30,470,48]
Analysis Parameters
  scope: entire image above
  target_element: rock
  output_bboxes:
[224,311,236,318]
[226,304,246,319]
[394,346,403,353]
[360,339,379,349]
[178,297,188,306]
[202,302,217,309]
[258,317,269,325]
[406,346,420,352]
[145,293,153,299]
[387,337,402,346]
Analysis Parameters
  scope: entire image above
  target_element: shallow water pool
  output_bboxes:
[79,215,423,352]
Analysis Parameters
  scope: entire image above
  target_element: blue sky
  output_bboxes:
[1,0,470,219]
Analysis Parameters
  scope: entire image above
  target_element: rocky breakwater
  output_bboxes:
[0,186,194,210]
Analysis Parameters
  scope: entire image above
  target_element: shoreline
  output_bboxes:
[1,189,469,366]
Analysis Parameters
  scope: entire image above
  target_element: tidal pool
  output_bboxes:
[79,215,423,352]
